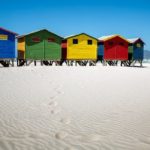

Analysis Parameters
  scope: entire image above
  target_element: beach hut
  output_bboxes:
[98,35,129,65]
[17,29,63,66]
[61,33,98,66]
[128,38,144,66]
[0,27,18,67]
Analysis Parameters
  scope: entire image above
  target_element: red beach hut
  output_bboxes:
[98,35,129,61]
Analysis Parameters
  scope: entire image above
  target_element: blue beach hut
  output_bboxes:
[128,38,144,66]
[0,27,18,67]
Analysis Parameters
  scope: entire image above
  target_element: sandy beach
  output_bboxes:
[0,63,150,150]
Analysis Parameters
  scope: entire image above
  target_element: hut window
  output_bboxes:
[129,43,132,46]
[98,42,104,45]
[0,34,8,40]
[48,38,55,42]
[109,42,113,46]
[32,37,40,42]
[73,39,78,44]
[119,42,124,46]
[88,40,93,45]
[136,43,141,48]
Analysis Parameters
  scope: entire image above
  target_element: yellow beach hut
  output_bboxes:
[61,33,98,65]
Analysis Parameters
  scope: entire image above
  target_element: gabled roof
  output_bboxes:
[98,35,116,41]
[98,34,130,43]
[128,38,145,44]
[17,29,63,39]
[64,33,98,41]
[0,27,18,35]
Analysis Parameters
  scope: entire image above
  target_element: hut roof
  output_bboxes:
[17,29,63,39]
[64,33,98,41]
[0,27,18,35]
[98,35,116,41]
[128,38,145,44]
[98,34,129,43]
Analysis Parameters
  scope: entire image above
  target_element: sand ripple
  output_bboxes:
[1,65,150,149]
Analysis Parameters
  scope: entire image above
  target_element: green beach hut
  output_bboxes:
[17,29,63,66]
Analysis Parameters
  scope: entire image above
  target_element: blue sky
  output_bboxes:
[1,0,150,50]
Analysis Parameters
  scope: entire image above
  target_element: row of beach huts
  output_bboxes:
[0,27,144,67]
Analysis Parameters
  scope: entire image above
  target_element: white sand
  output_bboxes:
[0,63,150,150]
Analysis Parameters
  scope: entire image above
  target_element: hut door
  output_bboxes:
[61,40,67,60]
[62,48,67,60]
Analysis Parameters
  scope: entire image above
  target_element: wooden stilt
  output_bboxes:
[25,60,27,66]
[12,59,14,67]
[17,59,19,66]
[41,60,43,66]
[34,61,36,66]
[75,61,77,66]
[139,60,143,67]
[121,61,123,66]
[67,61,70,66]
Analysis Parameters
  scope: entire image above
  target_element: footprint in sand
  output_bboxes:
[28,133,39,139]
[51,108,61,115]
[49,101,58,107]
[50,96,57,100]
[81,134,102,142]
[54,86,62,92]
[55,131,68,140]
[56,90,64,95]
[60,118,71,125]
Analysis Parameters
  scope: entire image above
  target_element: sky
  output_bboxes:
[1,0,150,50]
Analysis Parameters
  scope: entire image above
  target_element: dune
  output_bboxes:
[0,63,150,150]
